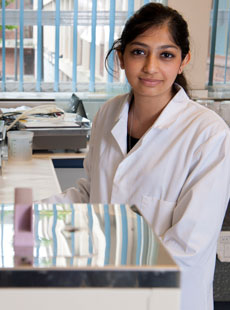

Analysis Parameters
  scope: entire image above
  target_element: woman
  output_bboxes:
[44,3,230,310]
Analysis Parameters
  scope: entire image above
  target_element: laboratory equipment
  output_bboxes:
[7,130,33,161]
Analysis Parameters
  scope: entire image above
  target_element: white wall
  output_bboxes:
[168,0,212,90]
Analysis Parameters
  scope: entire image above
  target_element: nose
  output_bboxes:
[143,54,158,74]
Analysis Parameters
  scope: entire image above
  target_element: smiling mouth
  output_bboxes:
[139,77,162,86]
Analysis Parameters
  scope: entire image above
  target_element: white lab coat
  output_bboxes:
[46,88,230,310]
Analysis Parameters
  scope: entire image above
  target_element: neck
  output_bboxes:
[134,88,174,118]
[128,90,174,139]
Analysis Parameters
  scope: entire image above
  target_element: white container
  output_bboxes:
[7,131,34,161]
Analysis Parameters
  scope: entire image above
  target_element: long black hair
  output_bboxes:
[105,3,190,94]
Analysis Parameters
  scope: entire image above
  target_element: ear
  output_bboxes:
[117,50,125,69]
[178,52,191,74]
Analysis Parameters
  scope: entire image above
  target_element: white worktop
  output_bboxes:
[0,149,87,203]
[0,157,61,203]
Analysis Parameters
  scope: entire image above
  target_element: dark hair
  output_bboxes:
[105,3,190,94]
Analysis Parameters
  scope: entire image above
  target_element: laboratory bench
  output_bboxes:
[214,202,230,310]
[0,152,180,310]
[0,150,87,203]
[36,153,230,310]
[1,149,230,309]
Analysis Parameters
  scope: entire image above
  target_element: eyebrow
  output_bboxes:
[129,41,179,50]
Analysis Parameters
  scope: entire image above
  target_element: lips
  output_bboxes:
[139,77,162,87]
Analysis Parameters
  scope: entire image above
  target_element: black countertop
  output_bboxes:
[0,203,179,288]
[214,202,230,302]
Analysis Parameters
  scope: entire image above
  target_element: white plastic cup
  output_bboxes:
[7,131,34,161]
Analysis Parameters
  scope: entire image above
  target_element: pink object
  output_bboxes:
[14,188,34,265]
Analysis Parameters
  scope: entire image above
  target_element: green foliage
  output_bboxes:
[0,24,17,31]
[0,0,18,30]
[0,0,15,8]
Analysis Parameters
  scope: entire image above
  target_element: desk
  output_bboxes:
[0,152,180,310]
[0,150,86,203]
[0,158,61,203]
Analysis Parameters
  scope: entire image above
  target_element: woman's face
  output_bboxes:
[118,24,190,103]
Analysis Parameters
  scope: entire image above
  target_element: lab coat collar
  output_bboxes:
[153,87,190,129]
[111,87,190,154]
[111,93,131,156]
[113,92,132,124]
[113,87,190,131]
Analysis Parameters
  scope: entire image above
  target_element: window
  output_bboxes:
[208,0,230,87]
[0,0,167,93]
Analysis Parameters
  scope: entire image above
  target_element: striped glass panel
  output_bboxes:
[36,1,43,91]
[54,0,61,91]
[89,0,97,92]
[0,0,167,93]
[72,0,78,91]
[1,0,6,91]
[107,0,115,84]
[19,0,24,91]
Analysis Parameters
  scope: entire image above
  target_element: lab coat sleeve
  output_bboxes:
[163,130,230,265]
[74,110,100,202]
[162,130,230,310]
[39,112,99,204]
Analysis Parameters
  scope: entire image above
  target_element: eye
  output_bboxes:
[161,52,174,59]
[131,49,145,56]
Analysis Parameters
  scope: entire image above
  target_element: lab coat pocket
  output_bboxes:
[141,195,176,236]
